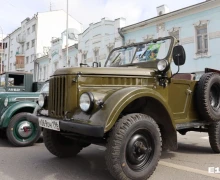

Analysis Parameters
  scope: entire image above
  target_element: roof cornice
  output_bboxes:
[121,0,218,33]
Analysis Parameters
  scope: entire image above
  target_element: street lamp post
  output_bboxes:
[66,0,69,67]
[0,26,3,74]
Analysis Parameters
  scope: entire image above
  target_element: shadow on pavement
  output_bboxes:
[161,150,176,159]
[31,147,113,180]
[176,142,213,154]
[0,138,13,148]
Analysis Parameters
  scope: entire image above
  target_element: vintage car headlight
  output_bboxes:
[4,98,8,107]
[38,94,45,108]
[157,60,169,72]
[79,92,94,112]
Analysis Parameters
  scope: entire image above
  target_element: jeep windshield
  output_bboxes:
[105,37,172,67]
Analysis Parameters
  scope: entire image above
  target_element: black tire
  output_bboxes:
[208,122,220,153]
[6,112,41,147]
[196,73,220,122]
[43,128,82,158]
[105,113,162,180]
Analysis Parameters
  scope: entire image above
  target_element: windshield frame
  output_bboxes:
[105,36,175,67]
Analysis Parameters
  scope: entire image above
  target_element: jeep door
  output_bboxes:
[168,78,193,122]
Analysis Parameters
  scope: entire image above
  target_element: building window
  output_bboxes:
[83,53,87,63]
[31,39,35,48]
[16,47,20,54]
[22,45,24,54]
[196,24,208,54]
[169,30,179,40]
[10,63,12,70]
[11,38,13,45]
[54,62,58,71]
[10,51,13,57]
[27,28,30,35]
[31,54,35,62]
[43,66,46,80]
[39,67,42,80]
[26,56,29,64]
[5,54,7,60]
[26,42,29,50]
[108,46,113,53]
[32,24,36,32]
[94,50,99,62]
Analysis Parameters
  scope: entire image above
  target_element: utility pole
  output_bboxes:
[66,0,69,67]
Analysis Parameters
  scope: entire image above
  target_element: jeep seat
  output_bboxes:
[172,73,195,80]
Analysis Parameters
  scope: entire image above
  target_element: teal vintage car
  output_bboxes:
[0,81,49,147]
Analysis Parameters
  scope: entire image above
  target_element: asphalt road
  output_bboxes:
[0,132,219,180]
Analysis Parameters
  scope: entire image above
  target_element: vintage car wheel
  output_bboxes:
[105,113,162,180]
[43,128,83,158]
[208,122,220,153]
[196,72,220,122]
[6,112,41,147]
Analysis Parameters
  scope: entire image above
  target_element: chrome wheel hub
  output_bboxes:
[17,121,33,138]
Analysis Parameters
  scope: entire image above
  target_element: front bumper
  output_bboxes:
[26,113,105,138]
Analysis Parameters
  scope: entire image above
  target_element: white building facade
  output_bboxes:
[78,18,126,67]
[120,0,220,76]
[3,10,82,81]
[36,35,78,82]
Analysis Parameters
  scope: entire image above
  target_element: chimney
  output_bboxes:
[157,5,170,16]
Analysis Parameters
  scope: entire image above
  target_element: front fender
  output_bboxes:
[0,101,37,128]
[90,87,174,132]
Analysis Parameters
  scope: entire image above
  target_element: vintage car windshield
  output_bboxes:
[106,38,171,67]
[0,74,6,86]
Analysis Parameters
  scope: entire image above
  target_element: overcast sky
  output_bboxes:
[0,0,204,35]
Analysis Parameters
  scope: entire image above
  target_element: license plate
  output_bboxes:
[38,117,60,131]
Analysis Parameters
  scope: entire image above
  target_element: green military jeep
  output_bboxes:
[28,36,220,180]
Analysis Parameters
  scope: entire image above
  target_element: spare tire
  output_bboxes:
[196,72,220,122]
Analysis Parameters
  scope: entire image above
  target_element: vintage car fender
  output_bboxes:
[90,86,174,132]
[0,101,37,128]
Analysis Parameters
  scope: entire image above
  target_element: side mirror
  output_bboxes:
[172,45,186,66]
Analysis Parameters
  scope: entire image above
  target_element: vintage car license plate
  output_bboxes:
[38,117,60,131]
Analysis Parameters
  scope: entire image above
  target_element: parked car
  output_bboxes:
[0,81,49,147]
[28,36,220,180]
[0,71,44,92]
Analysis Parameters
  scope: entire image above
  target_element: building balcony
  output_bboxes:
[16,34,26,44]
[16,51,25,56]
[15,55,25,71]
[15,64,25,71]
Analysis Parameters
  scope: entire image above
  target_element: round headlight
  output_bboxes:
[157,60,168,72]
[4,98,8,107]
[38,94,45,108]
[79,93,93,112]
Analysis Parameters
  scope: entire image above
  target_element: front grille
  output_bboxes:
[49,76,66,118]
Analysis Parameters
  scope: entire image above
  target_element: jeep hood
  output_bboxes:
[53,67,155,76]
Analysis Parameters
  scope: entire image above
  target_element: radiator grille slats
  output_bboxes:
[49,76,66,118]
